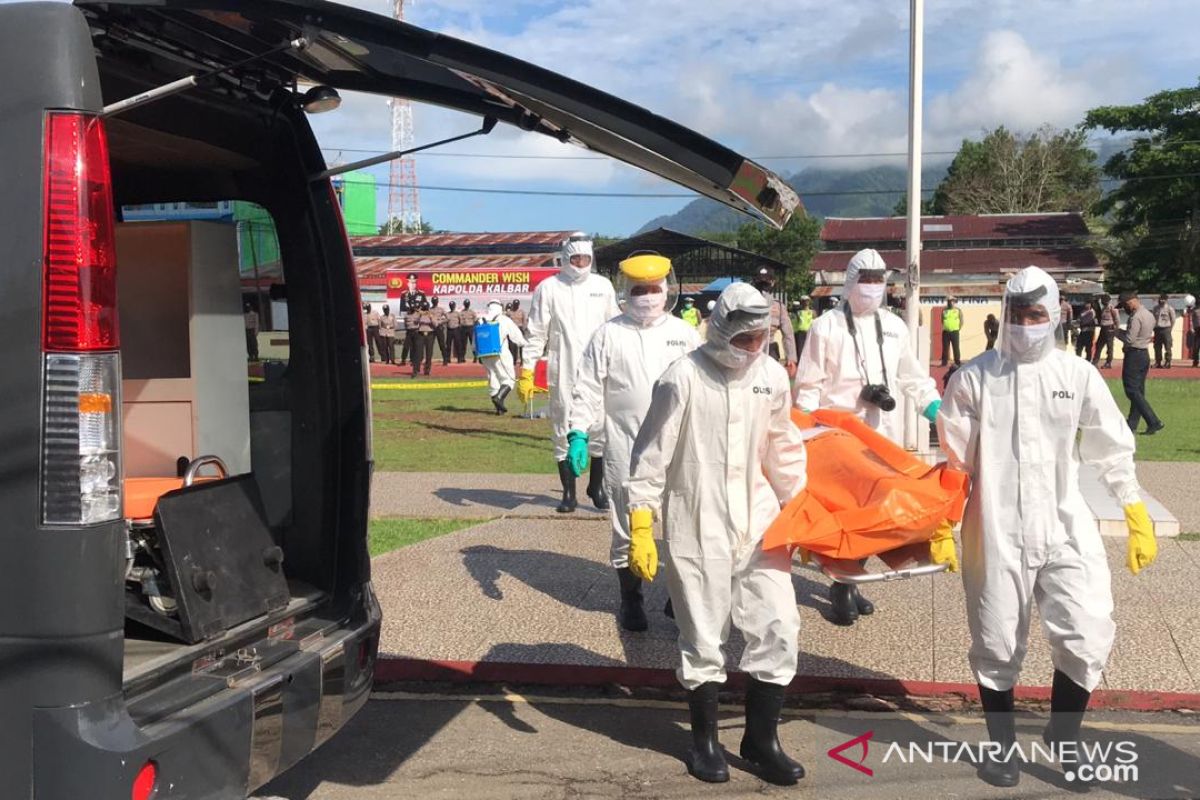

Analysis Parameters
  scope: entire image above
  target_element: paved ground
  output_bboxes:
[1132,462,1200,534]
[372,466,1191,533]
[371,472,607,519]
[257,692,1200,799]
[368,515,1200,694]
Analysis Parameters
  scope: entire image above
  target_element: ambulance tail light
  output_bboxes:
[39,112,123,526]
[326,181,372,462]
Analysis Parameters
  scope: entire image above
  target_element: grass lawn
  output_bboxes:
[368,517,488,557]
[369,378,1199,472]
[1104,378,1200,462]
[372,381,555,473]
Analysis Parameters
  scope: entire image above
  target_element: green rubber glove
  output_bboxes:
[922,399,942,423]
[567,429,590,477]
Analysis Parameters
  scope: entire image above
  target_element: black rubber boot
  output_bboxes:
[829,582,859,626]
[978,685,1020,787]
[1044,670,1097,783]
[490,392,503,414]
[616,567,648,632]
[495,385,511,414]
[740,678,804,785]
[664,597,675,619]
[555,460,577,513]
[686,683,729,783]
[853,585,875,615]
[586,457,609,511]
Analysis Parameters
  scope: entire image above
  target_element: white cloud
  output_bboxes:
[306,0,1193,193]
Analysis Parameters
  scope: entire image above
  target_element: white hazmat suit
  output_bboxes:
[628,283,808,690]
[523,237,620,459]
[793,248,939,444]
[569,309,700,568]
[937,266,1142,693]
[481,301,526,395]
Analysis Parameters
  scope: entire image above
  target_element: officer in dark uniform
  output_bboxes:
[399,273,428,364]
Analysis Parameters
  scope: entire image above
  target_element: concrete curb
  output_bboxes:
[375,657,1200,712]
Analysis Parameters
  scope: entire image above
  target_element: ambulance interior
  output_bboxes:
[104,106,359,687]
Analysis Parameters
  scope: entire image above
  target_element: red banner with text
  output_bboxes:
[385,267,558,312]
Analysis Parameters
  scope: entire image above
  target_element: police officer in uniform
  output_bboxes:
[752,267,797,377]
[1153,293,1176,369]
[1075,299,1097,361]
[410,299,435,377]
[941,296,962,367]
[379,304,397,364]
[792,296,814,357]
[429,296,449,366]
[446,300,462,363]
[365,303,382,363]
[508,299,529,368]
[1093,294,1117,369]
[680,297,701,328]
[460,299,478,362]
[399,273,428,365]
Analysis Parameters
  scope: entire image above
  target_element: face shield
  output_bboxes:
[844,248,891,315]
[560,233,594,282]
[615,252,678,325]
[702,283,771,371]
[998,266,1061,364]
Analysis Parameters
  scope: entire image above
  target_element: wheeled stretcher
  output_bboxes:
[767,408,969,584]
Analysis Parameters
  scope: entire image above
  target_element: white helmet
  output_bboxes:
[1186,294,1196,308]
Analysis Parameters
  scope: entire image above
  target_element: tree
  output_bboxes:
[379,217,435,235]
[1084,81,1200,293]
[733,213,822,296]
[928,125,1101,215]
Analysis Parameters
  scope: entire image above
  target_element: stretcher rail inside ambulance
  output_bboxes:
[770,408,968,585]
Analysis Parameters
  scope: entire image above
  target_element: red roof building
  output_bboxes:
[815,212,1101,298]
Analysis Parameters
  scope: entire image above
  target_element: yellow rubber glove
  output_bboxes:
[929,519,959,573]
[628,507,658,581]
[1124,501,1157,575]
[517,368,536,405]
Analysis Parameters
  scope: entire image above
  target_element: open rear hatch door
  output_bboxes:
[77,0,800,227]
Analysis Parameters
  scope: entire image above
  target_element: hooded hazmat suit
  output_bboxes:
[522,236,620,459]
[627,283,808,690]
[481,301,526,400]
[568,261,700,571]
[937,266,1142,693]
[793,248,939,444]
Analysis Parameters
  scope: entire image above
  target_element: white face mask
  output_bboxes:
[627,293,667,324]
[562,263,591,282]
[1004,321,1053,358]
[849,283,886,314]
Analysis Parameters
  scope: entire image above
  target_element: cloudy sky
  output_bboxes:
[11,0,1198,234]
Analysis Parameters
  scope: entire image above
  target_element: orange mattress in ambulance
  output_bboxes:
[763,408,968,560]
